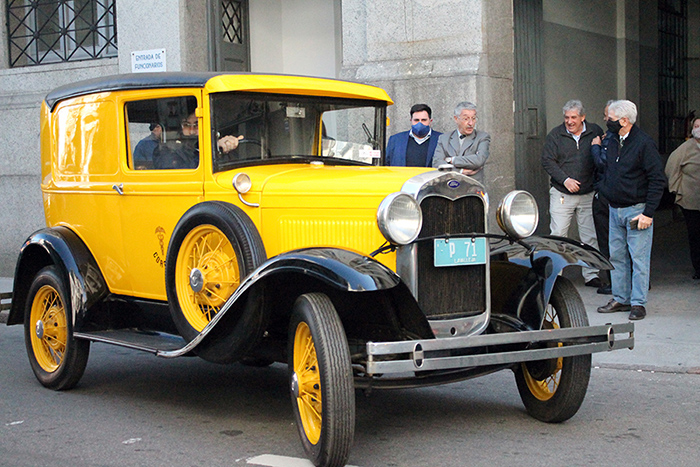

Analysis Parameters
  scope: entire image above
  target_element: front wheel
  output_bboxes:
[514,276,591,422]
[166,202,266,363]
[24,266,90,390]
[288,293,354,467]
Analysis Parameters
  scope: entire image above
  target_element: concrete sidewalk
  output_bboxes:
[574,212,700,375]
[2,216,698,374]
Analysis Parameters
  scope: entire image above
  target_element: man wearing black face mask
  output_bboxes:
[386,104,442,167]
[590,100,616,295]
[595,100,667,321]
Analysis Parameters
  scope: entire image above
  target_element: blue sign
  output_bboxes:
[434,237,487,267]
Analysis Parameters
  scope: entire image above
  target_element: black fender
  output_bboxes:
[489,235,610,330]
[7,227,108,328]
[248,248,435,342]
[164,247,435,359]
[259,247,402,291]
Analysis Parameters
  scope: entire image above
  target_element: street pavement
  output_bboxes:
[2,213,698,374]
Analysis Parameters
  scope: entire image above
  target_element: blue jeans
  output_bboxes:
[609,203,653,306]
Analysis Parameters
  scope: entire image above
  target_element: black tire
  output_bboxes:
[288,294,354,467]
[24,266,90,390]
[166,201,266,361]
[514,276,591,423]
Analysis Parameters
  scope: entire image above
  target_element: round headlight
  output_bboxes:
[233,173,252,193]
[497,190,539,239]
[377,193,423,245]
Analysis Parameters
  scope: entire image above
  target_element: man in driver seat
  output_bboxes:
[154,112,242,169]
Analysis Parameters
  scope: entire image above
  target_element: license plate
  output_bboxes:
[434,237,487,267]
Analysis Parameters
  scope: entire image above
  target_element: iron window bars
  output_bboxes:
[7,0,117,67]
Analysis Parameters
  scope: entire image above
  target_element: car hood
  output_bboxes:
[215,163,432,209]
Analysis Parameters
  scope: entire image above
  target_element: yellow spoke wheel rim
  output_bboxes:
[293,322,322,444]
[176,225,239,332]
[522,305,563,401]
[30,285,68,373]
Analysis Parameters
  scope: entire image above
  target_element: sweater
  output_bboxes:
[665,138,700,210]
[541,122,604,195]
[598,124,667,218]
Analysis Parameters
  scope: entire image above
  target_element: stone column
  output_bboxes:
[341,0,516,230]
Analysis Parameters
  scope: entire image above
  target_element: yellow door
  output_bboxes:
[116,92,205,300]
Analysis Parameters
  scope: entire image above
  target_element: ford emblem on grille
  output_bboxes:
[447,180,460,189]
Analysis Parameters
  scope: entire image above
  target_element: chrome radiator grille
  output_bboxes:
[416,195,487,319]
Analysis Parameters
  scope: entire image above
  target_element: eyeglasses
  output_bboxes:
[181,120,198,129]
[458,116,478,123]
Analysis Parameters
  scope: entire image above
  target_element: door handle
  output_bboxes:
[112,183,124,195]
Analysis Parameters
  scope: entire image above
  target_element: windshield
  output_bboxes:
[210,92,386,172]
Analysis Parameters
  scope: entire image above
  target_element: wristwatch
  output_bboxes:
[445,156,453,164]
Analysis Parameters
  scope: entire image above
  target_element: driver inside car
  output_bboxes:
[154,112,243,169]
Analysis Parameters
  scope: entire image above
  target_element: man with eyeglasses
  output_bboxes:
[154,111,241,169]
[432,101,490,184]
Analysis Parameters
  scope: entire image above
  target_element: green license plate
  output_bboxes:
[434,237,487,267]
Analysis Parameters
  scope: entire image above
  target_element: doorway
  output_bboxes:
[209,0,250,71]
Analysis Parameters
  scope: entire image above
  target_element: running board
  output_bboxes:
[75,329,187,354]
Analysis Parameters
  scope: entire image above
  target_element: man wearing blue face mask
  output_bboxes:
[386,104,442,167]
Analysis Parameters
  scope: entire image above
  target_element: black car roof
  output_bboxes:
[44,72,393,112]
[45,72,239,111]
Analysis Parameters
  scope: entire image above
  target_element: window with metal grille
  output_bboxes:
[7,0,117,67]
[221,0,243,44]
[658,0,688,155]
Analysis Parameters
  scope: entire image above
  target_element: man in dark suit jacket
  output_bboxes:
[432,101,490,184]
[385,104,442,167]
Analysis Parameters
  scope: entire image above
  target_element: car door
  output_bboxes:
[116,91,205,300]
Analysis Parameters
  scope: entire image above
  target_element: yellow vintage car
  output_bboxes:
[7,72,633,467]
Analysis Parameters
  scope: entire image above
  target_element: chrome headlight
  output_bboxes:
[377,193,423,245]
[497,190,539,239]
[232,173,252,193]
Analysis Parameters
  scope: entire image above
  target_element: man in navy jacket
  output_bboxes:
[595,100,667,320]
[385,104,441,167]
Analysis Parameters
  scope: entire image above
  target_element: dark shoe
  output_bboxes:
[585,278,602,288]
[597,299,631,313]
[597,285,612,295]
[629,305,646,320]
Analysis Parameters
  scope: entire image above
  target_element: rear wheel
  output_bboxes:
[514,276,591,422]
[24,266,90,390]
[288,293,354,467]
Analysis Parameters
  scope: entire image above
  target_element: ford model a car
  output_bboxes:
[7,73,633,467]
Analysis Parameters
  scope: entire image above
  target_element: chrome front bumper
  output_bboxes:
[365,322,634,375]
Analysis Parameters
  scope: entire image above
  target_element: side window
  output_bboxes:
[125,96,198,170]
[55,100,118,178]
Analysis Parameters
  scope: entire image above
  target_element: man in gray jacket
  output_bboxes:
[432,101,490,184]
[541,99,604,287]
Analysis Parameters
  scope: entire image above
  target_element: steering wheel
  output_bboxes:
[237,138,271,157]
